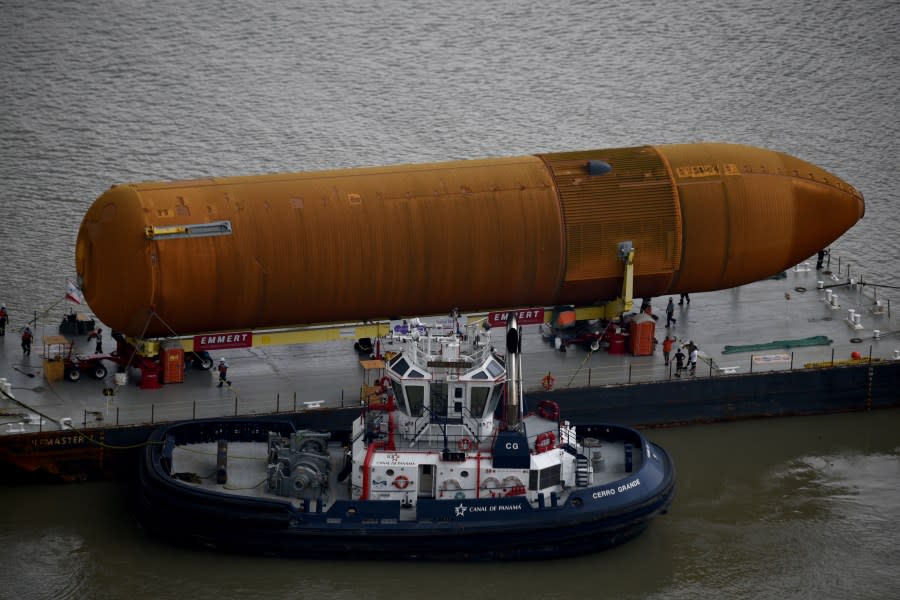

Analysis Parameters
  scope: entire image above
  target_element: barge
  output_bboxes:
[0,261,897,482]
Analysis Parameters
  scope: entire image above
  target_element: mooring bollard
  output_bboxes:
[216,439,228,484]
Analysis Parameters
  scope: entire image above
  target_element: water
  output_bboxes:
[0,0,898,597]
[0,410,897,600]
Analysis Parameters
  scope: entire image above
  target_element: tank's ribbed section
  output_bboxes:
[538,147,681,292]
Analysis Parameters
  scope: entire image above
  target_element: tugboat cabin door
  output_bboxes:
[418,464,435,499]
[449,385,465,420]
[430,382,465,421]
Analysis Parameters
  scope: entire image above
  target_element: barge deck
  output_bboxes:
[1,260,898,481]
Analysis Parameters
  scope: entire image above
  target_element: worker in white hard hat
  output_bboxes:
[217,357,231,387]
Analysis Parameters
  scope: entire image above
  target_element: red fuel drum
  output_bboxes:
[76,143,864,337]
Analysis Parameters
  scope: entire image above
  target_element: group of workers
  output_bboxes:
[643,295,699,376]
[1,302,110,357]
[0,305,33,355]
[662,334,698,376]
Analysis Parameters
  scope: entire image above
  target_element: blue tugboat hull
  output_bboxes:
[136,419,674,560]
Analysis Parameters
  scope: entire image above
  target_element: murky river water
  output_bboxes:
[0,409,897,600]
[1,1,898,598]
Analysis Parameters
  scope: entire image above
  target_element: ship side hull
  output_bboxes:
[134,419,675,560]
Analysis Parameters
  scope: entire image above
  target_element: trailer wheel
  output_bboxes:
[193,351,214,370]
[65,366,82,382]
[92,364,108,379]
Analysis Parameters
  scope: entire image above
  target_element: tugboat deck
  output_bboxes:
[169,434,638,510]
[170,442,352,506]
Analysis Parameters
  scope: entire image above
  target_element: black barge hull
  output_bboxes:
[2,361,898,482]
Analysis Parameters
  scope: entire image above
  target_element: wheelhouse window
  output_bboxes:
[470,386,490,418]
[393,384,409,416]
[390,356,409,376]
[486,383,504,415]
[406,385,425,417]
[430,381,448,416]
[486,359,504,378]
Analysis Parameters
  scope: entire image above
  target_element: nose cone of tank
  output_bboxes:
[656,143,864,292]
[789,164,864,255]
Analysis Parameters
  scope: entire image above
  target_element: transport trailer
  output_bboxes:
[56,332,198,389]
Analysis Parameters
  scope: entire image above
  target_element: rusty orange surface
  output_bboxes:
[76,143,864,337]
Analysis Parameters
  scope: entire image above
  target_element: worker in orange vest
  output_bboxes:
[662,335,675,366]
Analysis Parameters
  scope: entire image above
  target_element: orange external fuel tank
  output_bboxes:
[75,143,864,337]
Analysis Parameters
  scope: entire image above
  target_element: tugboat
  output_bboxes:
[136,316,675,560]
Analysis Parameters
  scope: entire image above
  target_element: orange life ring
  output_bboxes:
[535,431,556,453]
[392,475,410,489]
[538,399,560,421]
[457,437,474,452]
[541,374,556,391]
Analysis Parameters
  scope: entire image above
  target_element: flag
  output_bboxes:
[66,279,85,305]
